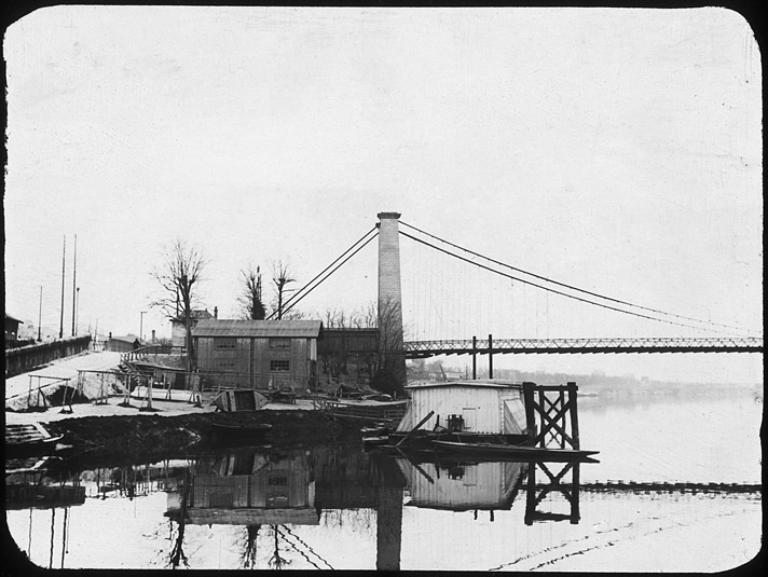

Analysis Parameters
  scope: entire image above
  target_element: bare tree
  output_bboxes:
[271,261,297,320]
[239,265,266,320]
[371,297,405,396]
[150,240,206,375]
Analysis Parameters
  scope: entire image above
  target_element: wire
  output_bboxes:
[399,219,752,334]
[266,226,378,320]
[398,230,731,334]
[279,231,379,317]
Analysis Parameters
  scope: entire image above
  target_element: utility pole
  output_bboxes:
[140,311,146,343]
[59,235,66,339]
[38,285,43,342]
[71,234,77,336]
[75,287,80,335]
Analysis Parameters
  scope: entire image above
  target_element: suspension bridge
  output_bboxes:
[267,212,762,363]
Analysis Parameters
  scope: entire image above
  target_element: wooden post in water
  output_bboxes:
[570,461,581,524]
[488,334,494,379]
[524,462,535,526]
[471,336,477,380]
[522,381,536,442]
[567,381,579,450]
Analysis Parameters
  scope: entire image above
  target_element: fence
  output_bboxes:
[4,336,92,377]
[119,343,177,364]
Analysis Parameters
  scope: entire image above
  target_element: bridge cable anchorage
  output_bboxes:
[266,226,378,320]
[398,219,756,335]
[397,229,741,335]
[276,228,379,318]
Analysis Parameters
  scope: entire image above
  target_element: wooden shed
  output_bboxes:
[396,381,529,436]
[192,319,322,390]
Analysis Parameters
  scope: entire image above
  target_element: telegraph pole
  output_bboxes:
[140,311,146,343]
[75,287,80,335]
[59,235,66,339]
[38,285,43,342]
[71,234,77,336]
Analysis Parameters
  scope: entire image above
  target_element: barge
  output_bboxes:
[364,380,597,461]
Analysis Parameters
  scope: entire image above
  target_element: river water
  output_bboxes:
[5,386,762,571]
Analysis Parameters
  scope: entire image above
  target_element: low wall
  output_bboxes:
[4,336,92,377]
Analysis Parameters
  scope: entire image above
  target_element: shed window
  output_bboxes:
[270,360,290,372]
[269,338,291,349]
[214,338,236,350]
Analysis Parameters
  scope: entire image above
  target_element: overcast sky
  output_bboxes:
[3,6,762,382]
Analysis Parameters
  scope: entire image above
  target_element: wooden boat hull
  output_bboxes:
[432,440,599,461]
[5,424,65,457]
[210,422,272,440]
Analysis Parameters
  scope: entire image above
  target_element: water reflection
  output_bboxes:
[7,444,588,570]
[159,447,583,570]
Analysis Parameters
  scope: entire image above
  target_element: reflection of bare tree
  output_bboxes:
[168,469,190,568]
[241,524,261,569]
[267,525,290,569]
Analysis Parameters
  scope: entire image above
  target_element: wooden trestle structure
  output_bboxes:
[522,381,579,450]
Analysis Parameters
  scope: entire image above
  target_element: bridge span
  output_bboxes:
[403,336,764,359]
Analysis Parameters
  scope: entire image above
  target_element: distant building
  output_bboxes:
[107,334,141,353]
[192,319,321,390]
[4,314,22,347]
[316,328,379,389]
[171,308,215,350]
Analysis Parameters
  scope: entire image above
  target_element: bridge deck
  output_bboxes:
[403,337,763,358]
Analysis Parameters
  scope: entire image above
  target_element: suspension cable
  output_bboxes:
[266,226,378,320]
[399,219,751,333]
[398,229,730,334]
[279,230,379,318]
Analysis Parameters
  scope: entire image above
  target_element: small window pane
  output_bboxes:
[270,360,290,372]
[269,338,291,349]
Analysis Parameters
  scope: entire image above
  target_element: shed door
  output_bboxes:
[462,408,477,431]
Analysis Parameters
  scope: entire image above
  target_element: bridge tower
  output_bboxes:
[377,212,406,390]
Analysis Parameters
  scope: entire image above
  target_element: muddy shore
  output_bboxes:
[43,410,363,470]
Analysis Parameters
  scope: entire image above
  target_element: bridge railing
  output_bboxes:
[404,336,764,357]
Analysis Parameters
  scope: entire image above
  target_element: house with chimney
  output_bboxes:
[171,307,216,352]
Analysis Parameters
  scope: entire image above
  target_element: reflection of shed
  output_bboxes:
[396,381,529,436]
[397,459,527,511]
[166,451,318,525]
[192,319,321,389]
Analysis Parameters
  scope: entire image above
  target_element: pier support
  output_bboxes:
[488,334,494,379]
[377,212,406,392]
[524,461,581,525]
[471,336,477,379]
[522,381,580,450]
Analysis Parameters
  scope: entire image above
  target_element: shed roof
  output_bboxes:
[192,319,322,338]
[5,313,23,324]
[405,380,522,391]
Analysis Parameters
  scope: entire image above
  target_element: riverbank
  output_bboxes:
[34,409,360,471]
